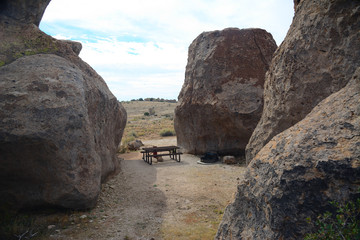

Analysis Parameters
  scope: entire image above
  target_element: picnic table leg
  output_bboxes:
[149,156,152,165]
[169,150,173,159]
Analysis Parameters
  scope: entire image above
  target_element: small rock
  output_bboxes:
[48,225,56,230]
[127,139,144,150]
[80,214,87,219]
[222,156,237,164]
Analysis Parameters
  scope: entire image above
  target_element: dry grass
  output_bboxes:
[160,205,224,240]
[119,101,178,152]
[121,100,177,118]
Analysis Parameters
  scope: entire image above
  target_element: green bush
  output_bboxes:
[160,129,175,137]
[144,112,150,116]
[305,196,360,240]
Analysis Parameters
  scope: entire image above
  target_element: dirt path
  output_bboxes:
[43,137,246,240]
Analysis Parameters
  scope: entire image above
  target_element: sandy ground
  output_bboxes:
[42,137,246,240]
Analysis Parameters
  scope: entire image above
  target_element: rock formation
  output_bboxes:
[216,67,360,239]
[246,0,360,163]
[0,0,50,26]
[128,139,144,151]
[0,0,127,209]
[174,28,277,155]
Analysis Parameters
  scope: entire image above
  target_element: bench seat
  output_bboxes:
[152,153,183,157]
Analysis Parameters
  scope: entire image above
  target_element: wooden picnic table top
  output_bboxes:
[142,145,180,152]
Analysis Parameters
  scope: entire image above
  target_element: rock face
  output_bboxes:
[216,67,360,239]
[246,0,360,163]
[174,28,277,155]
[0,0,51,26]
[0,0,127,209]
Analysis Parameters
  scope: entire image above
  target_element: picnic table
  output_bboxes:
[141,145,182,165]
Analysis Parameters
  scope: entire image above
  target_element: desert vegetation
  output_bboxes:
[128,97,177,103]
[305,195,360,240]
[119,100,178,153]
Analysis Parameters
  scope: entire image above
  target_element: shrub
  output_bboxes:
[160,129,176,137]
[129,131,138,138]
[305,196,360,240]
[118,136,135,153]
[0,206,39,240]
[148,107,155,115]
[144,112,150,116]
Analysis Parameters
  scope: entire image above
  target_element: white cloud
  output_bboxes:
[40,0,294,101]
[80,39,186,70]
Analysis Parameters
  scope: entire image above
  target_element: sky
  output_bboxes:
[40,0,294,101]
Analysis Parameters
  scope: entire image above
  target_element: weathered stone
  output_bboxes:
[216,68,360,239]
[174,28,277,155]
[246,0,360,163]
[0,54,127,209]
[60,40,82,56]
[0,18,82,67]
[293,0,301,10]
[0,1,127,209]
[127,140,144,151]
[222,156,237,165]
[0,0,51,26]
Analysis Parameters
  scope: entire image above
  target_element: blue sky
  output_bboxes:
[40,0,294,101]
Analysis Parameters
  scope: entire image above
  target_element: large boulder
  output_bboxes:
[0,0,127,209]
[246,0,360,163]
[174,28,277,155]
[216,67,360,239]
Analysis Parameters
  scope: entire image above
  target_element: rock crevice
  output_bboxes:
[218,0,360,239]
[217,67,360,240]
[246,0,360,163]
